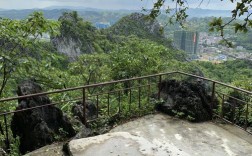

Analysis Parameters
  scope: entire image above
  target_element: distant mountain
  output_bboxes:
[44,6,141,12]
[0,8,232,23]
[107,13,172,47]
[159,8,231,18]
[0,9,70,19]
[0,7,233,19]
[0,8,137,27]
[186,8,231,18]
[44,6,103,11]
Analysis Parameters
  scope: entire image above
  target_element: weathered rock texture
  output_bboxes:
[51,11,96,59]
[51,37,82,59]
[11,80,76,154]
[71,100,97,124]
[71,101,113,139]
[109,13,163,38]
[156,80,217,122]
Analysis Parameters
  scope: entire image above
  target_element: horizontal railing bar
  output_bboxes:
[215,92,223,99]
[0,71,177,103]
[0,97,82,116]
[89,83,157,97]
[0,82,158,116]
[214,113,252,135]
[0,71,251,104]
[177,71,252,95]
[215,91,252,106]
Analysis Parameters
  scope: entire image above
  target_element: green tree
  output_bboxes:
[145,0,252,46]
[69,53,111,89]
[0,12,59,98]
[109,36,178,80]
[57,11,104,54]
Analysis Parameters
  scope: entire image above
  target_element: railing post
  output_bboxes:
[82,88,87,126]
[138,79,141,109]
[221,94,224,118]
[211,82,216,116]
[129,81,132,111]
[96,95,99,118]
[245,102,249,131]
[107,93,110,116]
[118,91,121,113]
[158,75,162,100]
[0,122,3,136]
[148,78,151,103]
[232,100,236,124]
[4,114,10,152]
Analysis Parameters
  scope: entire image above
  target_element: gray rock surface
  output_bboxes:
[11,80,76,154]
[72,100,97,124]
[51,37,82,59]
[24,143,64,156]
[156,79,216,122]
[68,114,252,156]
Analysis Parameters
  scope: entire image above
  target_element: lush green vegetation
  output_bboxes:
[148,0,252,45]
[0,11,251,154]
[196,60,252,90]
[0,10,251,116]
[230,31,252,50]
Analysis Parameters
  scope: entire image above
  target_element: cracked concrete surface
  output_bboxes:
[69,113,252,156]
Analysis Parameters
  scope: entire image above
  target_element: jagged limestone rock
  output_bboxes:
[71,100,97,124]
[11,80,76,154]
[107,12,171,47]
[51,11,96,59]
[108,13,163,38]
[51,37,82,59]
[156,80,217,122]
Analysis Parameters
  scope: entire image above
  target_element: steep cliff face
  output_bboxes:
[51,12,172,59]
[51,11,97,59]
[51,37,82,59]
[108,13,163,38]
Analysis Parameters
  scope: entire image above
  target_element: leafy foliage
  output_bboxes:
[145,0,252,46]
[0,10,252,154]
[0,12,59,98]
[197,59,252,87]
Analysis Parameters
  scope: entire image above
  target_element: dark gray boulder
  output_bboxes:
[71,100,97,124]
[11,80,76,154]
[156,80,217,122]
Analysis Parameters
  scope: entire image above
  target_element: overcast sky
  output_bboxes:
[0,0,236,10]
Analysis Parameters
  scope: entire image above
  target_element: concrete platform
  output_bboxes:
[69,113,252,156]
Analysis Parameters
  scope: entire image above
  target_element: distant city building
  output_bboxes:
[95,22,111,29]
[174,31,199,56]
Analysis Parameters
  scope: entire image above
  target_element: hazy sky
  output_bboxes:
[0,0,236,10]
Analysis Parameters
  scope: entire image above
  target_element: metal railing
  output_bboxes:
[0,71,251,152]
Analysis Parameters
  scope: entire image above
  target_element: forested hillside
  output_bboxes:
[0,10,251,106]
[0,10,251,155]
